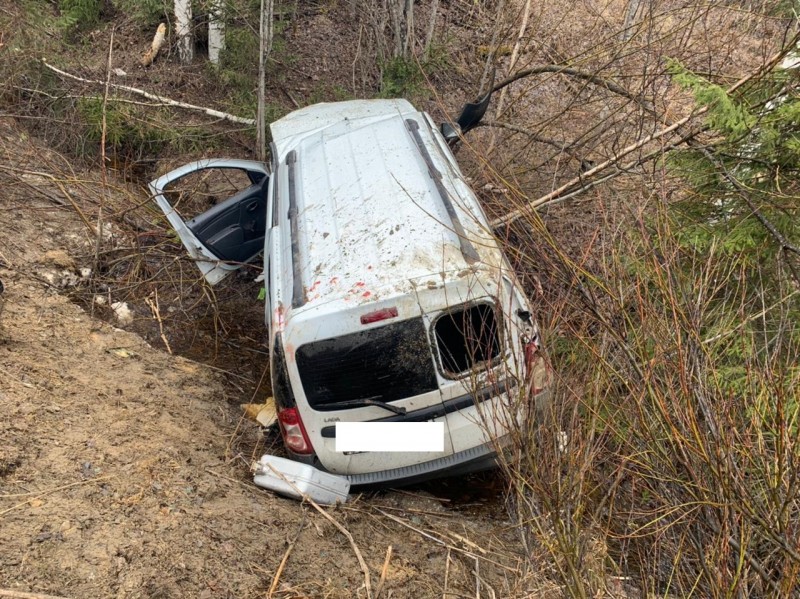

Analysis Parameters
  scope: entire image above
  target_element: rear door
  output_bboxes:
[289,297,456,477]
[149,159,270,285]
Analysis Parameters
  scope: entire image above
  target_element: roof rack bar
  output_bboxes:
[286,151,305,308]
[405,119,480,265]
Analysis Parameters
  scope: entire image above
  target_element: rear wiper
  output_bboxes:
[319,397,407,415]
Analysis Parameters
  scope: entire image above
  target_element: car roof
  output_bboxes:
[270,99,500,311]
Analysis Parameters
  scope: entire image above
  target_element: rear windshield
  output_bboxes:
[295,317,438,409]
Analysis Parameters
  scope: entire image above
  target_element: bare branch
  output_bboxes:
[41,60,256,126]
[491,108,707,227]
[491,41,799,228]
[477,120,570,155]
[492,64,654,112]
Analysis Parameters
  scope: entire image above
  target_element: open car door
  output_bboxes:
[149,159,270,285]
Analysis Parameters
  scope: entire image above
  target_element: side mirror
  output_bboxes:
[441,71,495,144]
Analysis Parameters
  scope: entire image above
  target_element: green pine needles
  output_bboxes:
[58,0,102,31]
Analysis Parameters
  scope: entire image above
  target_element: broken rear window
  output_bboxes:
[434,303,501,376]
[296,317,438,410]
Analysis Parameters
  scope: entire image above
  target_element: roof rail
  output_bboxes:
[404,119,480,265]
[286,151,305,308]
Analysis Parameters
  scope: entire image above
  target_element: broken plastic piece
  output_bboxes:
[253,454,350,504]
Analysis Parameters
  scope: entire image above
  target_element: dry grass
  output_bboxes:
[487,192,800,596]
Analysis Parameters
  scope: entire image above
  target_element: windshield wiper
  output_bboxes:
[318,396,407,415]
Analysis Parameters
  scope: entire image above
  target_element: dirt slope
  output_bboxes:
[0,118,535,599]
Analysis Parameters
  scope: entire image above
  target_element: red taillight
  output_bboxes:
[277,408,314,455]
[524,340,551,395]
[360,307,398,325]
[524,340,538,371]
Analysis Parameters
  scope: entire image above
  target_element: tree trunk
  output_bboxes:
[620,0,643,41]
[389,0,413,59]
[404,0,414,58]
[174,0,193,63]
[208,0,225,66]
[424,0,439,59]
[256,0,274,162]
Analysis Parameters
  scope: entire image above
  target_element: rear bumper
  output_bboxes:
[345,438,503,488]
[290,385,552,488]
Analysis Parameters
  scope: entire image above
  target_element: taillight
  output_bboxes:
[523,338,551,395]
[277,407,314,455]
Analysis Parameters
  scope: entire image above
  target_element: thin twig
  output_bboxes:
[0,590,72,599]
[0,476,112,517]
[264,464,372,598]
[442,548,451,599]
[94,29,114,316]
[268,513,306,597]
[474,557,480,599]
[373,508,517,573]
[374,545,393,599]
[145,290,172,354]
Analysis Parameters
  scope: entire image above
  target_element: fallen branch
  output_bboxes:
[145,290,172,354]
[42,60,256,126]
[268,514,306,597]
[0,476,112,517]
[305,500,372,599]
[442,548,451,599]
[373,508,517,573]
[264,464,372,598]
[490,108,705,227]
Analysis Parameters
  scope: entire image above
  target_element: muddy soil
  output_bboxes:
[0,116,543,598]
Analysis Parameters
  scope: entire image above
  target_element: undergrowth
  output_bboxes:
[492,191,800,597]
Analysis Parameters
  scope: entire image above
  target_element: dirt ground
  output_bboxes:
[0,115,547,599]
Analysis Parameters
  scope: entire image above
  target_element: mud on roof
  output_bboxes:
[272,99,496,309]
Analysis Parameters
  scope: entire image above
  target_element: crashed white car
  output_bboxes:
[151,99,550,489]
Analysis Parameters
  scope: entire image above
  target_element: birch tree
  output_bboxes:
[256,0,274,162]
[389,0,414,59]
[208,0,225,66]
[174,0,193,63]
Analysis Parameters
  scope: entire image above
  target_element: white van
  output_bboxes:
[151,99,550,486]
